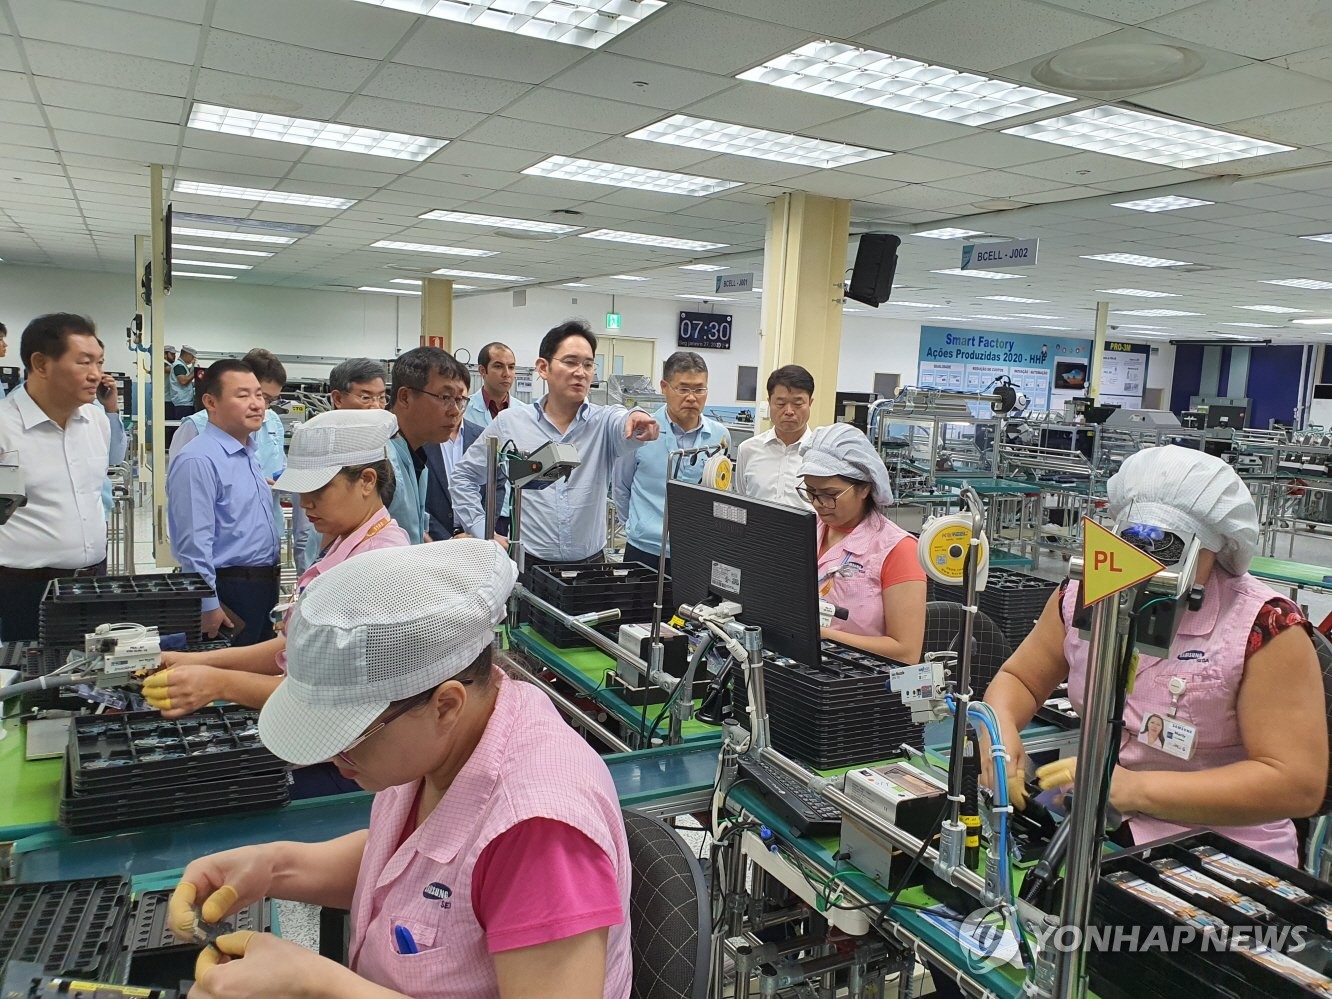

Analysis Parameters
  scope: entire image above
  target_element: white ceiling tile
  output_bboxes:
[276,164,396,189]
[35,78,184,122]
[4,122,54,149]
[424,140,547,173]
[1034,0,1204,22]
[1085,168,1208,192]
[577,136,718,172]
[400,162,522,190]
[1135,64,1332,124]
[913,133,1080,169]
[381,176,496,201]
[330,96,485,141]
[862,184,975,211]
[455,115,603,156]
[74,0,207,19]
[787,173,907,201]
[840,153,982,184]
[180,129,307,165]
[45,108,180,144]
[686,0,932,36]
[0,33,21,72]
[682,154,811,184]
[1146,0,1332,60]
[606,4,812,75]
[546,54,733,110]
[1277,45,1332,85]
[1228,102,1332,148]
[9,0,200,63]
[931,171,1083,198]
[800,108,976,151]
[25,40,191,95]
[201,30,378,93]
[0,98,43,127]
[1018,185,1110,205]
[212,0,411,58]
[1016,151,1183,185]
[859,0,1115,72]
[0,71,31,102]
[683,83,862,133]
[361,65,532,115]
[193,68,350,121]
[293,146,423,175]
[391,19,585,85]
[499,90,664,133]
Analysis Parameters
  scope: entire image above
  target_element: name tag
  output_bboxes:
[1161,717,1198,760]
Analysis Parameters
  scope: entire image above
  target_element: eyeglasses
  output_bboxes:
[668,384,708,398]
[555,356,597,373]
[334,679,473,768]
[261,392,282,407]
[409,387,467,411]
[350,392,388,406]
[795,483,857,508]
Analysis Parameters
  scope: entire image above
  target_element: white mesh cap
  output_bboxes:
[180,345,198,355]
[164,345,177,353]
[1108,444,1259,574]
[798,422,895,511]
[259,540,517,765]
[274,409,399,495]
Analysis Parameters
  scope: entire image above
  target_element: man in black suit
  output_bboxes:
[424,419,483,538]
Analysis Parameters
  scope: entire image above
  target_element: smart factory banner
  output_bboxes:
[917,327,1098,413]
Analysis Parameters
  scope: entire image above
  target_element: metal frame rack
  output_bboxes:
[868,391,1004,495]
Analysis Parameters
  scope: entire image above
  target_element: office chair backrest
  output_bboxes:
[622,808,709,999]
[923,601,1015,698]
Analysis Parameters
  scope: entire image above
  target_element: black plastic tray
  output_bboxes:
[530,562,668,617]
[0,877,132,981]
[43,574,213,603]
[127,891,270,990]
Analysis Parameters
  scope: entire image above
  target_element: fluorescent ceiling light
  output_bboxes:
[928,317,974,322]
[968,314,1013,320]
[1003,107,1293,168]
[348,0,664,49]
[1113,308,1201,317]
[1111,195,1215,212]
[1235,305,1306,313]
[188,102,446,161]
[679,263,727,271]
[174,271,236,280]
[579,229,726,251]
[628,114,889,167]
[1299,233,1332,244]
[1262,278,1332,290]
[1290,317,1332,325]
[172,226,296,245]
[738,41,1072,126]
[370,239,497,257]
[1032,325,1072,330]
[419,210,580,234]
[523,155,739,196]
[915,227,985,239]
[678,294,734,301]
[173,258,252,270]
[391,277,480,290]
[931,267,1021,280]
[980,295,1047,303]
[431,267,530,281]
[1014,313,1061,319]
[887,301,939,308]
[609,275,649,281]
[173,211,317,235]
[1222,322,1280,328]
[359,285,420,295]
[1097,287,1180,297]
[1081,253,1191,268]
[172,243,273,257]
[173,180,355,210]
[563,282,590,287]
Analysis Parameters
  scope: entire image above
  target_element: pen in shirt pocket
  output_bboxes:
[394,923,419,955]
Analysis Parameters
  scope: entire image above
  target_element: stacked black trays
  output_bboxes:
[528,562,670,648]
[40,574,214,648]
[60,706,289,835]
[735,641,925,770]
[930,568,1058,649]
[127,890,271,989]
[0,876,133,982]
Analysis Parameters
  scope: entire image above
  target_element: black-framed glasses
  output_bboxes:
[795,483,856,508]
[409,387,467,412]
[334,678,474,768]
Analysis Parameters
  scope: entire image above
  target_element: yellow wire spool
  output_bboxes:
[918,513,989,589]
[702,452,733,491]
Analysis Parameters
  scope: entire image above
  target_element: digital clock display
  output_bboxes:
[677,311,732,351]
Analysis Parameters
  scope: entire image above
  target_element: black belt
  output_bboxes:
[0,561,106,580]
[215,564,280,582]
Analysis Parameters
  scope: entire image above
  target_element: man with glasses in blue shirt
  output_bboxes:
[613,351,728,575]
[451,320,659,569]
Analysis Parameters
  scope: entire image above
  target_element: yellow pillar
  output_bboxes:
[420,277,454,349]
[758,192,851,428]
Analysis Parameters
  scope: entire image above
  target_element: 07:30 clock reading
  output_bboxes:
[677,311,733,350]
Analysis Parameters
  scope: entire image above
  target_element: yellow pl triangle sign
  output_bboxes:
[1081,518,1166,606]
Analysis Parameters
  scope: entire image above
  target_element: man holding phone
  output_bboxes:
[0,314,123,640]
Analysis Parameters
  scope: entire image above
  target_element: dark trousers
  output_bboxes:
[0,561,106,642]
[214,567,280,647]
[623,541,670,577]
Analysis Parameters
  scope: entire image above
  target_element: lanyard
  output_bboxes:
[818,552,854,596]
[312,516,392,576]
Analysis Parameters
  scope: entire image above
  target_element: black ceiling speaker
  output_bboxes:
[846,232,901,308]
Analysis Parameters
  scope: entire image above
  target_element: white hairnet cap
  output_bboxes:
[259,540,515,766]
[798,423,894,511]
[1107,444,1258,574]
[276,409,398,495]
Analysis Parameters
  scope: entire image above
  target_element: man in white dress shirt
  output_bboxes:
[736,364,816,509]
[0,313,121,640]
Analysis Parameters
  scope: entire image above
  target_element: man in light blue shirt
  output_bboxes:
[167,359,280,645]
[451,320,659,565]
[613,351,729,573]
[462,341,516,535]
[167,345,197,417]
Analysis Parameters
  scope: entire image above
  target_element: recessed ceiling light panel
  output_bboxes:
[172,243,273,257]
[1111,195,1214,212]
[915,227,985,239]
[1097,287,1180,297]
[1262,278,1332,290]
[188,102,447,161]
[419,210,580,233]
[578,228,726,251]
[1004,106,1293,168]
[609,275,650,281]
[931,267,1021,280]
[981,295,1048,303]
[628,114,890,167]
[1081,253,1191,268]
[173,180,355,210]
[431,267,531,281]
[359,285,421,295]
[175,271,237,280]
[348,0,666,49]
[679,263,727,271]
[1113,308,1201,316]
[370,240,497,257]
[522,155,740,196]
[172,226,296,245]
[1236,304,1306,313]
[173,258,253,270]
[739,41,1073,126]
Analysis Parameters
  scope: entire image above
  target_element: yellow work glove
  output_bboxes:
[167,880,240,941]
[1036,756,1078,791]
[142,668,174,712]
[196,930,256,979]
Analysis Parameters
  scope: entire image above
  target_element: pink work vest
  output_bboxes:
[818,510,915,638]
[349,669,633,999]
[1062,570,1296,863]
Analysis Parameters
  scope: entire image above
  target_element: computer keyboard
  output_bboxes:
[736,753,841,839]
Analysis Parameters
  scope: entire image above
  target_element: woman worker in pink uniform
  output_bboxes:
[168,541,631,999]
[984,445,1326,865]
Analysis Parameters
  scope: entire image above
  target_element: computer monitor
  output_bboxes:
[1202,404,1247,429]
[667,482,821,666]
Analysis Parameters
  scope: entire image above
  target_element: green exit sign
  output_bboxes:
[605,312,622,330]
